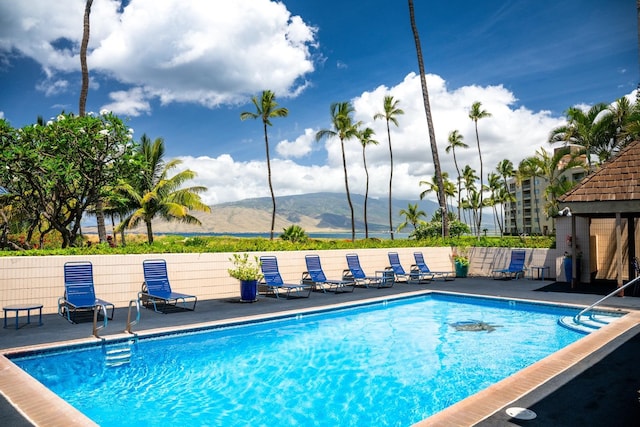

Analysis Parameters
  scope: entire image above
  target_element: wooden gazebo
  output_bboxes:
[558,141,640,289]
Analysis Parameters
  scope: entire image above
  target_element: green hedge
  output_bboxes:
[0,234,555,256]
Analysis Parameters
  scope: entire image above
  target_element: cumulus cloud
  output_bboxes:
[0,0,317,109]
[276,128,316,158]
[175,72,568,205]
[100,87,151,117]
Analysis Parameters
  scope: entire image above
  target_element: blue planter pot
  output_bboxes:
[240,280,258,302]
[563,257,572,283]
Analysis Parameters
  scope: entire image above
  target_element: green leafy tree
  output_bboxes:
[468,101,492,236]
[117,136,210,244]
[315,102,361,242]
[408,0,448,236]
[445,130,468,220]
[374,95,404,240]
[357,126,379,238]
[240,90,288,240]
[0,113,135,247]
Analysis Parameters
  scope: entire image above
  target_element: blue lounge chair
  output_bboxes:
[260,256,312,299]
[58,261,115,324]
[302,254,355,293]
[140,259,197,312]
[388,252,431,284]
[492,250,527,280]
[412,252,455,281]
[343,253,394,288]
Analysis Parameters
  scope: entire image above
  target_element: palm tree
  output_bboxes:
[117,136,211,244]
[419,172,455,213]
[534,147,586,217]
[315,102,361,241]
[599,96,634,159]
[461,165,479,234]
[78,0,110,244]
[496,159,515,234]
[485,172,503,235]
[445,130,468,220]
[548,103,610,169]
[397,203,427,232]
[357,126,379,238]
[240,90,288,240]
[373,95,404,240]
[408,0,448,237]
[517,156,544,234]
[468,101,491,236]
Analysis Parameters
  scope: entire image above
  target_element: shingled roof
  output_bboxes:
[559,140,640,215]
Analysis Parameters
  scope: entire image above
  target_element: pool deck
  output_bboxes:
[1,276,639,426]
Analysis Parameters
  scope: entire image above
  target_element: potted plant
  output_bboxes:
[452,248,469,278]
[228,253,263,302]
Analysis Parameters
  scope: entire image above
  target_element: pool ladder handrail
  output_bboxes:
[125,299,141,334]
[573,275,640,324]
[92,304,109,338]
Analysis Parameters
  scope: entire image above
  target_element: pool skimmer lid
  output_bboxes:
[506,407,537,420]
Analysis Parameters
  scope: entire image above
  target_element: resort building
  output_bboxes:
[504,146,588,236]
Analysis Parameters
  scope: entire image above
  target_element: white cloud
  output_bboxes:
[100,88,151,117]
[0,0,317,109]
[35,78,69,96]
[177,72,568,205]
[276,128,316,158]
[0,111,4,119]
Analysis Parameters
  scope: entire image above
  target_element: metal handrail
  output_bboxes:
[92,304,108,338]
[125,299,141,334]
[573,275,640,324]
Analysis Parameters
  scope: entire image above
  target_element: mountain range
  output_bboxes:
[136,192,440,234]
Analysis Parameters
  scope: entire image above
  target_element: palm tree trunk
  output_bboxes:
[79,0,93,116]
[533,179,542,234]
[263,122,276,240]
[453,154,462,220]
[474,123,483,237]
[386,121,394,240]
[363,146,370,239]
[340,138,356,241]
[146,220,154,245]
[408,0,448,237]
[95,199,107,243]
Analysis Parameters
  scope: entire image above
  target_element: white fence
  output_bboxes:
[0,247,560,314]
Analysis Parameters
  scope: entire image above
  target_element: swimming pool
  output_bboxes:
[11,294,587,426]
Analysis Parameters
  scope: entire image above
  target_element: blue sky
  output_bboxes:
[0,0,637,205]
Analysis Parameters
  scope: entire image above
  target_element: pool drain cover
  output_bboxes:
[506,407,537,420]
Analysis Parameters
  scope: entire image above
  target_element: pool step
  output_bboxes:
[104,340,135,367]
[557,313,621,334]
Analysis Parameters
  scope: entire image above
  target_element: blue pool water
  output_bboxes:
[12,294,585,426]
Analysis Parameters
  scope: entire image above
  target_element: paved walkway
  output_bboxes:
[2,277,639,426]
